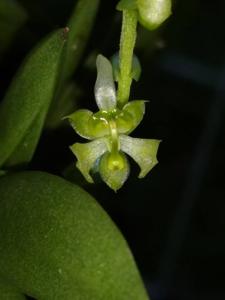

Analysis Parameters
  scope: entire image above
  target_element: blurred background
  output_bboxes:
[1,0,225,299]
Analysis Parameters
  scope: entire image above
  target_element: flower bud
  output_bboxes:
[137,0,172,30]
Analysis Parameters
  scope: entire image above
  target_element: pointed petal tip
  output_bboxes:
[138,159,159,178]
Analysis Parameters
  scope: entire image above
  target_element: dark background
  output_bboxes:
[1,0,225,299]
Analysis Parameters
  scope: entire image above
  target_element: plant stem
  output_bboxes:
[117,9,138,107]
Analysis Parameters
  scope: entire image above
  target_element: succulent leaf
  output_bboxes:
[95,54,116,111]
[70,138,108,183]
[99,152,130,191]
[120,134,160,178]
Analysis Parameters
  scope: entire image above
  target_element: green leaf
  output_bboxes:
[137,0,172,30]
[117,0,137,11]
[117,100,146,134]
[0,0,27,57]
[67,109,109,140]
[46,82,81,129]
[99,151,130,191]
[60,0,100,84]
[111,53,142,82]
[47,0,100,128]
[95,54,116,111]
[0,29,66,168]
[0,172,149,299]
[0,278,26,300]
[120,134,160,177]
[4,108,46,168]
[70,138,109,183]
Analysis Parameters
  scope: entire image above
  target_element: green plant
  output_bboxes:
[0,0,171,299]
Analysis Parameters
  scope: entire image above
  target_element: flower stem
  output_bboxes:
[117,9,138,107]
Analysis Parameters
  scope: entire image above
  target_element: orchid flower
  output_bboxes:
[67,55,160,191]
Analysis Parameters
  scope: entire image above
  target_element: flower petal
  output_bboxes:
[70,138,108,183]
[99,152,130,191]
[116,100,146,134]
[111,53,141,82]
[67,109,109,139]
[120,134,160,178]
[94,54,116,111]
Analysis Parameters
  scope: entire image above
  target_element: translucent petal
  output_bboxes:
[120,135,160,178]
[94,54,116,111]
[99,152,130,191]
[67,109,109,140]
[111,53,141,82]
[116,101,146,134]
[70,138,108,183]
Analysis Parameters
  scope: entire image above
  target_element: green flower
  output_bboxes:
[67,55,160,191]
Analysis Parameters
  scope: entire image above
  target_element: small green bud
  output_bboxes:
[137,0,172,30]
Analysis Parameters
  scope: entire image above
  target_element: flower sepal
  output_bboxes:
[120,135,161,178]
[70,138,109,183]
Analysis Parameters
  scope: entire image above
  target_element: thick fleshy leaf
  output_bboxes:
[120,135,160,178]
[46,82,80,129]
[94,54,116,111]
[60,0,100,84]
[0,29,66,168]
[116,100,146,134]
[5,107,46,168]
[67,109,110,139]
[0,278,26,299]
[47,0,100,128]
[99,152,130,191]
[137,0,172,30]
[0,171,149,299]
[70,138,108,183]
